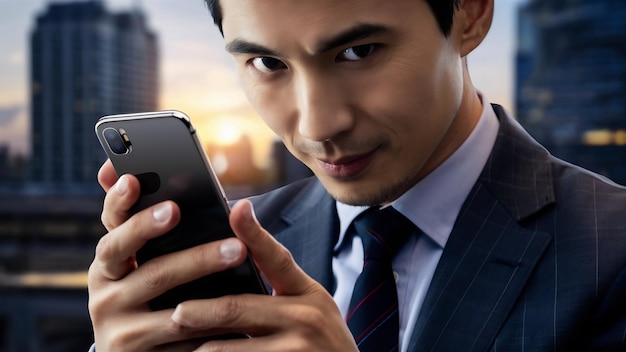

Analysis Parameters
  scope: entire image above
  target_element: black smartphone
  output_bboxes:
[95,110,268,311]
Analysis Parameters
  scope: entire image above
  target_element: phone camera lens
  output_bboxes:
[103,128,129,155]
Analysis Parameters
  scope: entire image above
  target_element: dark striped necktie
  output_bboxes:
[346,206,415,352]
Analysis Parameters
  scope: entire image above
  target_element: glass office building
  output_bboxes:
[516,0,626,184]
[30,1,158,189]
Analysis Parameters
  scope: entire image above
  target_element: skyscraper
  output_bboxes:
[515,0,626,184]
[30,0,158,190]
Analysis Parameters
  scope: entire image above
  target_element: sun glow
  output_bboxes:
[192,113,276,169]
[212,119,243,146]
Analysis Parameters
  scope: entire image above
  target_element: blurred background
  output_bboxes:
[0,0,624,350]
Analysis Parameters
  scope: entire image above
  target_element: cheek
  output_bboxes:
[242,78,295,139]
[394,46,464,133]
[355,60,440,137]
[356,50,464,168]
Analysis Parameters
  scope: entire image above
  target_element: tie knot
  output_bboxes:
[352,206,415,260]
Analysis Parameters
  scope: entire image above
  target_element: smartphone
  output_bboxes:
[95,110,268,311]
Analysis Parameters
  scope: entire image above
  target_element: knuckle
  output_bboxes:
[293,306,325,333]
[108,328,142,352]
[101,196,120,231]
[273,245,296,275]
[213,296,242,325]
[127,207,169,242]
[87,260,102,287]
[188,242,228,272]
[88,288,118,325]
[122,213,150,244]
[87,298,102,324]
[189,244,210,268]
[93,234,127,280]
[100,212,112,230]
[95,234,112,261]
[124,213,143,235]
[141,260,164,290]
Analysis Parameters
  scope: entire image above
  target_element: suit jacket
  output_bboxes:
[249,105,626,352]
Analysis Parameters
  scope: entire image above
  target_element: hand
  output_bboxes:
[170,199,358,352]
[88,160,252,351]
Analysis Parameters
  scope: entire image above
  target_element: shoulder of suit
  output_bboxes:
[551,156,626,205]
[246,176,326,225]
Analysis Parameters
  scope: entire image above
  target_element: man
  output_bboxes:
[88,0,626,351]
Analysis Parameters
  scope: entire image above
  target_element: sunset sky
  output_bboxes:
[0,0,526,165]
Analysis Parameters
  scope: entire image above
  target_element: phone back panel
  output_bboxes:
[96,111,267,310]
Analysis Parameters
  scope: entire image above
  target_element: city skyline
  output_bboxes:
[0,0,526,164]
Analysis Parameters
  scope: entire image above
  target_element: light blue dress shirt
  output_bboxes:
[333,94,499,351]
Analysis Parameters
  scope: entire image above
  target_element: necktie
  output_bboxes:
[346,206,415,352]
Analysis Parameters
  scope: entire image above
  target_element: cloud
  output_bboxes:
[0,105,23,127]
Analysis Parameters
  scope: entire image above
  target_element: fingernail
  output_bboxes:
[152,203,172,223]
[115,175,128,195]
[220,238,242,261]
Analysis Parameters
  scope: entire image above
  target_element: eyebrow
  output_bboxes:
[314,23,389,54]
[225,23,389,57]
[226,41,281,57]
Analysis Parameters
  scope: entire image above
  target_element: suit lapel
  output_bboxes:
[267,181,339,293]
[408,106,556,351]
[408,183,551,351]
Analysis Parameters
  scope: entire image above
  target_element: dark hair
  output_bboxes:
[203,0,461,37]
[203,0,223,34]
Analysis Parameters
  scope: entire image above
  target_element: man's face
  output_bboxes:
[221,0,472,206]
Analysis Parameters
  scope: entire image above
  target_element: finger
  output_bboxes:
[98,159,119,192]
[119,237,248,306]
[94,309,213,351]
[171,294,290,333]
[229,200,317,296]
[91,201,181,282]
[170,293,353,350]
[195,334,289,352]
[101,174,141,231]
[154,338,207,352]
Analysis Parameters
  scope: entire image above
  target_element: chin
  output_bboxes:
[325,179,409,207]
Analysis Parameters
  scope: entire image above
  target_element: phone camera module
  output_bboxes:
[103,128,131,155]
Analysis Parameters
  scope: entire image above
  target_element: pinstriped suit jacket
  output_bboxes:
[250,105,626,351]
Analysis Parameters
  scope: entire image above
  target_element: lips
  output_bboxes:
[315,149,377,179]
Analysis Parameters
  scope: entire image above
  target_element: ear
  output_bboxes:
[457,0,494,56]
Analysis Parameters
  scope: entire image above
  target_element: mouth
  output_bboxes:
[315,149,378,179]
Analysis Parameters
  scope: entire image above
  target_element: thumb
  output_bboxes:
[229,199,318,296]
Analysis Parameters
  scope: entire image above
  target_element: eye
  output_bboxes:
[250,57,287,73]
[338,44,377,62]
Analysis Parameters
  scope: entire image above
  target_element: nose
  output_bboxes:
[295,73,354,142]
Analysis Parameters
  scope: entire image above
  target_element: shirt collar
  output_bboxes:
[335,92,499,250]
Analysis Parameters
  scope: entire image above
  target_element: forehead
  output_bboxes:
[220,0,435,51]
